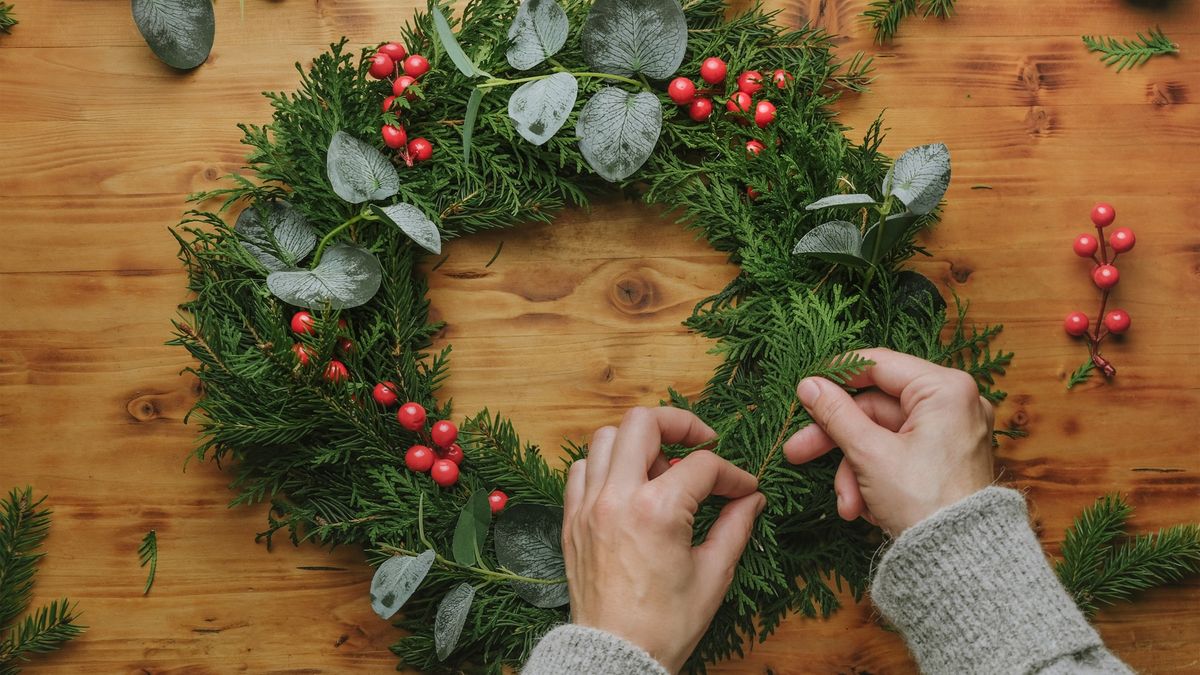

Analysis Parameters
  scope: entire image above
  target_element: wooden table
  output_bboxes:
[2,0,1197,672]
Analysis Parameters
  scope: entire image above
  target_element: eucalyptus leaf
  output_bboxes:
[581,0,687,79]
[326,131,400,204]
[508,72,578,146]
[369,549,435,620]
[434,583,475,661]
[805,193,876,211]
[895,270,947,317]
[862,212,919,262]
[463,87,484,162]
[493,504,569,608]
[369,203,442,254]
[131,0,214,70]
[576,87,662,182]
[889,143,951,215]
[791,220,868,267]
[432,6,490,78]
[266,244,383,309]
[235,201,316,272]
[451,491,492,566]
[507,0,570,70]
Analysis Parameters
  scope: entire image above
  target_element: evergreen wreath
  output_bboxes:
[171,0,1012,671]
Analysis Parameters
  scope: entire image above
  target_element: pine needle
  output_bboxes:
[863,0,916,43]
[138,531,158,596]
[0,3,16,34]
[1067,360,1095,389]
[1082,28,1179,72]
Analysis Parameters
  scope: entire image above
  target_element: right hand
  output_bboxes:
[783,348,996,535]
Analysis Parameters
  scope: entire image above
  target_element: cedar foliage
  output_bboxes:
[171,0,1009,671]
[1082,28,1179,72]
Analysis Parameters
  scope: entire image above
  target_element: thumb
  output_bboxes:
[796,377,890,460]
[694,493,765,590]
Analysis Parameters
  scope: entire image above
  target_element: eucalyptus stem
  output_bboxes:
[478,70,645,90]
[312,211,371,266]
[861,199,892,291]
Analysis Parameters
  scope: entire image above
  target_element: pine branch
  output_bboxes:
[0,599,85,671]
[920,0,955,19]
[863,0,916,43]
[0,3,16,34]
[1067,360,1095,389]
[138,531,158,595]
[0,488,51,630]
[1083,28,1179,72]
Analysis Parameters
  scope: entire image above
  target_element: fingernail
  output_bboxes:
[798,379,821,408]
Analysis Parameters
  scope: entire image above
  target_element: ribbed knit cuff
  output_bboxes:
[870,487,1108,675]
[523,624,671,675]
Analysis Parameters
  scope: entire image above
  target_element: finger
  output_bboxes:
[652,450,758,509]
[563,459,587,530]
[584,426,617,500]
[835,347,948,398]
[979,396,996,430]
[795,378,892,459]
[693,493,765,591]
[607,407,717,487]
[834,459,864,521]
[784,391,905,464]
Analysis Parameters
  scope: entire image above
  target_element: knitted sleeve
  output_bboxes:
[870,486,1133,675]
[523,624,670,674]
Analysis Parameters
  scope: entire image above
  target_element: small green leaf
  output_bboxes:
[791,220,868,267]
[889,143,950,215]
[463,87,484,162]
[452,491,492,566]
[369,550,435,620]
[494,504,569,608]
[577,87,662,182]
[431,6,491,78]
[138,530,158,595]
[326,131,400,204]
[581,0,688,79]
[369,203,442,254]
[131,0,214,70]
[805,194,876,211]
[1067,361,1096,389]
[235,201,317,271]
[507,0,570,70]
[893,270,946,317]
[862,212,918,261]
[434,582,475,661]
[508,72,578,146]
[266,244,383,309]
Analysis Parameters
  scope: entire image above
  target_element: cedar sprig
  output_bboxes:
[1083,28,1179,72]
[1067,360,1095,389]
[0,3,16,34]
[138,531,158,595]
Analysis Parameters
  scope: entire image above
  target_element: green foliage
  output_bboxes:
[0,3,15,34]
[0,488,84,674]
[1067,360,1095,389]
[1083,28,1179,72]
[171,0,1008,671]
[1056,494,1200,618]
[138,531,158,595]
[864,0,955,42]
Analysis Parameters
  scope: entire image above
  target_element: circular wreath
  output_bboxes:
[172,0,1009,671]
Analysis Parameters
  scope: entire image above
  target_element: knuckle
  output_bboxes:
[622,406,652,425]
[947,370,978,396]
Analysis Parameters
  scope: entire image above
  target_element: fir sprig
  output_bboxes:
[864,0,955,43]
[1083,28,1179,72]
[0,3,15,34]
[138,531,157,595]
[1067,360,1095,389]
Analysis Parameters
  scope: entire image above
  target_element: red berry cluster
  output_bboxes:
[369,41,435,166]
[290,311,354,382]
[1063,202,1136,378]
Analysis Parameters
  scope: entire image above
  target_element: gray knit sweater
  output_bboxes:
[523,487,1132,674]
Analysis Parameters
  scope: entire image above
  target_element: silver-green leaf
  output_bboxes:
[266,244,383,309]
[493,504,569,608]
[889,143,951,216]
[463,87,484,162]
[369,203,442,254]
[507,0,570,70]
[326,131,400,204]
[432,6,491,78]
[508,72,577,146]
[581,0,687,79]
[369,550,435,620]
[576,87,662,182]
[131,0,214,70]
[434,583,475,661]
[804,193,876,211]
[791,220,868,267]
[235,202,316,272]
[862,212,918,262]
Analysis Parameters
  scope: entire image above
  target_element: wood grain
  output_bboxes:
[1,0,1198,673]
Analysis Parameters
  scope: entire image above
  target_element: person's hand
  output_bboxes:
[784,348,995,535]
[563,407,765,673]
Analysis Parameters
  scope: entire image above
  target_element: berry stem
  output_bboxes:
[312,210,375,266]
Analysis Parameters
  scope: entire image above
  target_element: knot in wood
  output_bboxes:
[610,274,654,312]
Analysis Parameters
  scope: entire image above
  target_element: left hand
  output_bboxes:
[562,407,765,673]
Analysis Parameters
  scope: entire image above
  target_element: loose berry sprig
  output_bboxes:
[369,41,436,167]
[1064,202,1136,387]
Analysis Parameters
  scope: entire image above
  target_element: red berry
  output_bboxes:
[1109,227,1135,253]
[430,420,458,448]
[1063,312,1089,337]
[405,444,435,473]
[1091,202,1116,228]
[443,443,464,465]
[754,100,776,128]
[337,337,353,354]
[382,95,398,113]
[771,69,793,89]
[687,97,713,122]
[323,360,349,383]
[337,318,349,331]
[393,75,418,100]
[407,137,433,162]
[1092,264,1119,289]
[1072,233,1098,258]
[290,311,316,335]
[726,91,752,114]
[291,343,314,365]
[379,42,407,62]
[430,459,459,487]
[668,457,682,466]
[1103,309,1131,334]
[403,54,430,78]
[737,70,764,95]
[382,125,407,149]
[746,185,761,200]
[397,402,427,431]
[488,490,508,513]
[368,53,394,80]
[373,382,399,407]
[745,139,765,156]
[668,77,697,105]
[699,57,727,85]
